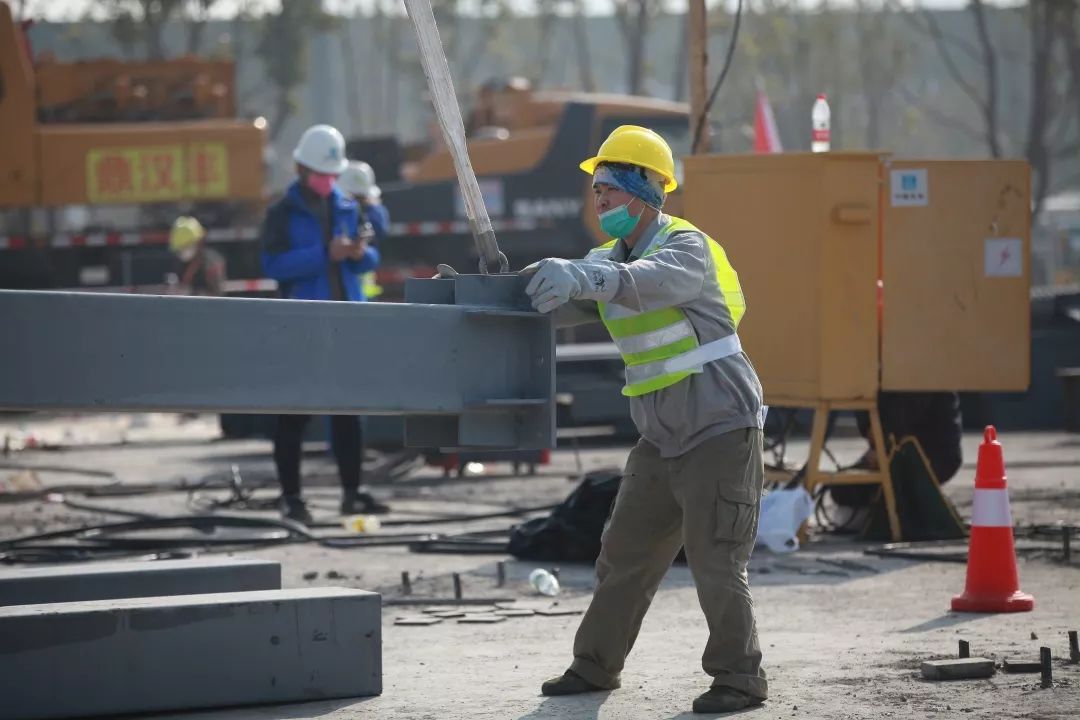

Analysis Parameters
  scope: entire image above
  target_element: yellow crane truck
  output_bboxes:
[0,1,265,292]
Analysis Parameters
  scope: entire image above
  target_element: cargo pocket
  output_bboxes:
[714,484,757,543]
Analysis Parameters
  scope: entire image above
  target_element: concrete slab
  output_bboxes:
[0,587,381,720]
[920,657,996,680]
[0,557,281,606]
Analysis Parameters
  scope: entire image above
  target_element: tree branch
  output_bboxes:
[968,0,1001,157]
[917,5,988,119]
[897,83,988,145]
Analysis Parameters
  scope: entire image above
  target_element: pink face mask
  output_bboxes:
[306,173,337,197]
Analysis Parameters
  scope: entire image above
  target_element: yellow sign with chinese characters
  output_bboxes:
[86,143,230,203]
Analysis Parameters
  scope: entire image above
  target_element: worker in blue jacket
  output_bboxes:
[260,124,389,524]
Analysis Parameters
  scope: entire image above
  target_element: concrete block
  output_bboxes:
[0,557,281,606]
[920,657,996,681]
[0,587,381,720]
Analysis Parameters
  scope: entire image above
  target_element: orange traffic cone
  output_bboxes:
[952,426,1034,613]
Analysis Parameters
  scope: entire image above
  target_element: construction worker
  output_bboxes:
[338,160,389,299]
[260,124,389,524]
[527,125,768,714]
[168,216,226,296]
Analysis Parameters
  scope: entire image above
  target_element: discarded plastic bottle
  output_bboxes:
[811,94,830,153]
[342,515,381,534]
[529,568,560,597]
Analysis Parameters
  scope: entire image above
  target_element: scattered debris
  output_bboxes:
[816,557,879,574]
[496,561,506,587]
[395,616,443,626]
[1032,631,1039,640]
[401,571,412,595]
[920,658,995,681]
[1069,631,1079,663]
[958,640,970,659]
[494,608,535,617]
[385,597,513,607]
[1002,659,1042,674]
[452,572,463,600]
[1041,647,1053,689]
[326,570,343,580]
[302,571,318,581]
[534,607,583,617]
[457,614,506,624]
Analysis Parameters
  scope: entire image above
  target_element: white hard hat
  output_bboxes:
[292,124,348,175]
[338,161,381,200]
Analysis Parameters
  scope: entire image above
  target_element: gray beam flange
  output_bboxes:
[0,279,554,448]
[0,557,281,606]
[0,587,381,719]
[404,273,554,449]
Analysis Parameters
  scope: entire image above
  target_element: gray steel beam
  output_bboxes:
[0,587,382,720]
[0,274,554,448]
[0,557,281,606]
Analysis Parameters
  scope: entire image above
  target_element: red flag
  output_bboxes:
[753,87,783,153]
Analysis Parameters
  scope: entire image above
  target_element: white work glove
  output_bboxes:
[524,258,619,314]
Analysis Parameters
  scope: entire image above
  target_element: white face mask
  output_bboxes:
[177,246,197,262]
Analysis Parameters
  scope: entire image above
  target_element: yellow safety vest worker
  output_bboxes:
[586,217,746,397]
[361,271,383,299]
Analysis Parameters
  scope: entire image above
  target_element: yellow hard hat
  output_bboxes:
[169,216,205,254]
[579,125,678,192]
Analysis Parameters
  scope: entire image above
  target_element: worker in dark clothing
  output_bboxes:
[169,216,226,296]
[832,391,963,508]
[260,124,389,524]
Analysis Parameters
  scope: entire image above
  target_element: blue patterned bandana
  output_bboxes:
[593,163,665,209]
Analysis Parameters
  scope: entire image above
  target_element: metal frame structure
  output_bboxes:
[1,274,554,449]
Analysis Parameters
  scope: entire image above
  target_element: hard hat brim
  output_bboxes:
[579,155,678,193]
[292,147,348,176]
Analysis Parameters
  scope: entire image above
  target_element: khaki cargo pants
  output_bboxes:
[568,428,768,700]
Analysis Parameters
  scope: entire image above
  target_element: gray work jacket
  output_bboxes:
[555,214,765,458]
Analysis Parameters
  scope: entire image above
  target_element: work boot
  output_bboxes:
[540,670,609,696]
[341,490,391,516]
[279,495,314,526]
[692,687,764,714]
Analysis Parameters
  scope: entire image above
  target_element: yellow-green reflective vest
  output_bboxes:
[587,217,746,397]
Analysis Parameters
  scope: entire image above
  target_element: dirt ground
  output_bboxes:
[2,413,1078,719]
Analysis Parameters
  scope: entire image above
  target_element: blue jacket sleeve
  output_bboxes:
[344,246,380,274]
[365,203,390,242]
[260,202,326,281]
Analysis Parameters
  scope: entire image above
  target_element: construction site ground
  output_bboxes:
[1,413,1078,720]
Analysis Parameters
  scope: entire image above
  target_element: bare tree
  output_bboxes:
[909,0,1078,214]
[614,0,662,94]
[532,0,559,87]
[103,0,186,59]
[255,0,332,142]
[570,0,596,92]
[854,0,908,148]
[184,0,221,55]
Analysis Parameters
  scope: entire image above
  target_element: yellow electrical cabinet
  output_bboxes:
[881,160,1030,391]
[683,152,1031,401]
[684,153,882,402]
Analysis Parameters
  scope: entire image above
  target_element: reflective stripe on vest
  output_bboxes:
[589,216,747,397]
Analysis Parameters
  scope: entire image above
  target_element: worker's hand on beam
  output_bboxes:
[524,258,619,313]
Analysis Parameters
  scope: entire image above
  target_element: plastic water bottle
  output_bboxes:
[528,568,560,596]
[811,94,831,153]
[342,515,381,534]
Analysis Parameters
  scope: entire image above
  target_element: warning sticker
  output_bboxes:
[984,238,1023,278]
[890,168,929,207]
